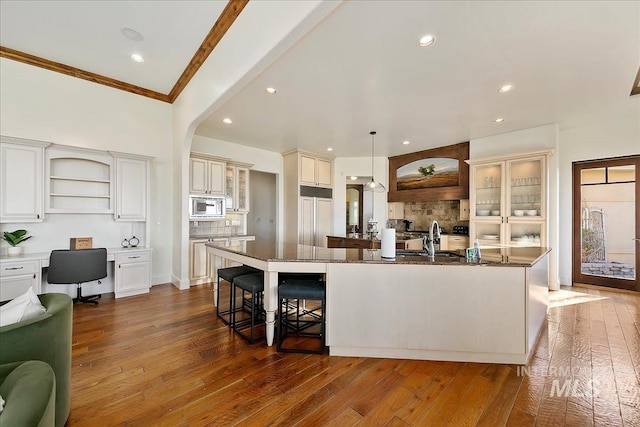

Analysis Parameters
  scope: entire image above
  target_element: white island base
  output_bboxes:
[326,256,548,364]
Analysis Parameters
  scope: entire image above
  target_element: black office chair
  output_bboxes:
[47,248,107,304]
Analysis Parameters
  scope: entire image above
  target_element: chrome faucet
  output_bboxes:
[424,220,441,259]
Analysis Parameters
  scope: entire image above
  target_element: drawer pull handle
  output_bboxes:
[5,267,24,270]
[128,256,140,259]
[33,274,36,279]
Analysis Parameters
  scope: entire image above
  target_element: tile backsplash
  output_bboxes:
[190,213,246,237]
[390,200,465,232]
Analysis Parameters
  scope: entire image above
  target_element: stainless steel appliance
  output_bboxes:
[189,195,225,220]
[452,225,469,235]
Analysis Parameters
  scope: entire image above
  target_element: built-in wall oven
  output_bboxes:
[189,195,225,220]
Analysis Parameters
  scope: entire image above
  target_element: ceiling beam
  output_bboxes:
[168,0,250,103]
[0,45,170,103]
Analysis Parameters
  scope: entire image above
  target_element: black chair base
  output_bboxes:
[277,279,326,354]
[73,284,101,305]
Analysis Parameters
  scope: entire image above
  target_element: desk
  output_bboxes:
[0,247,152,302]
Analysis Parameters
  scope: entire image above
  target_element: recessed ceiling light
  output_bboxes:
[130,53,144,63]
[418,34,436,47]
[266,87,277,94]
[121,27,144,42]
[350,176,358,180]
[327,147,334,152]
[498,84,515,93]
[402,140,411,145]
[223,118,232,124]
[494,117,505,123]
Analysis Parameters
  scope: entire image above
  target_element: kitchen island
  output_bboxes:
[206,241,549,364]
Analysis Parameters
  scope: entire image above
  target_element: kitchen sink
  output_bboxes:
[395,250,464,258]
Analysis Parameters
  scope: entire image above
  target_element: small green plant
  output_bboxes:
[2,229,32,247]
[418,164,436,177]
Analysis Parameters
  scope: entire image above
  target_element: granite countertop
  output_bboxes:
[328,234,424,242]
[206,240,551,267]
[189,234,254,241]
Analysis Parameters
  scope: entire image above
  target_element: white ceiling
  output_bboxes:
[196,0,640,157]
[0,0,226,94]
[1,1,638,157]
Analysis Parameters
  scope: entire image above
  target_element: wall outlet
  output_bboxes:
[225,220,230,226]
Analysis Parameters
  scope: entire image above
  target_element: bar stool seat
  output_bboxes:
[217,265,260,325]
[232,272,265,344]
[277,278,326,354]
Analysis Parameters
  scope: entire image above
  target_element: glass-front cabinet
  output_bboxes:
[225,163,250,213]
[467,151,551,248]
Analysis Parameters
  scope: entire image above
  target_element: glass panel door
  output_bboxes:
[508,157,543,218]
[573,156,639,291]
[473,162,502,218]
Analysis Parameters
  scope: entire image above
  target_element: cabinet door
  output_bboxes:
[116,157,146,221]
[117,262,150,293]
[507,156,545,220]
[300,155,317,186]
[225,166,235,210]
[207,160,225,195]
[459,199,470,221]
[0,273,39,302]
[236,167,249,212]
[190,240,209,281]
[317,158,332,187]
[388,202,404,220]
[316,198,332,247]
[447,235,469,250]
[190,158,208,194]
[300,196,315,246]
[471,161,504,219]
[0,143,44,223]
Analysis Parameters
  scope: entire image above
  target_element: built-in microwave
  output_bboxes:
[189,195,225,220]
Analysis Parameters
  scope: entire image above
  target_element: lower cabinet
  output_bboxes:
[114,249,151,298]
[190,236,255,286]
[0,260,41,302]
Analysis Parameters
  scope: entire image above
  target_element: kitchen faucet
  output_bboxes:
[424,220,441,259]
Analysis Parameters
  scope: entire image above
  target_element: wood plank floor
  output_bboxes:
[68,283,640,426]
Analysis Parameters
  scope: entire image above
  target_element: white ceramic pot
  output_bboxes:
[7,246,23,257]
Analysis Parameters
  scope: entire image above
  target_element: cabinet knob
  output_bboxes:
[37,214,40,219]
[118,214,120,218]
[33,274,36,279]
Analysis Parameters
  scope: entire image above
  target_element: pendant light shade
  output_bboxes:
[364,131,386,193]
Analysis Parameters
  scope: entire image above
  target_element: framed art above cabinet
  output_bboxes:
[388,142,469,202]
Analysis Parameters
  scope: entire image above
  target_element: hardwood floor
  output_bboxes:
[68,283,640,426]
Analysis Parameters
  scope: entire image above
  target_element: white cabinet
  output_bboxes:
[189,154,227,196]
[113,154,153,222]
[0,260,41,302]
[114,249,151,298]
[189,239,213,285]
[388,202,405,220]
[299,152,332,188]
[225,163,251,212]
[0,137,48,223]
[467,150,552,248]
[283,150,334,246]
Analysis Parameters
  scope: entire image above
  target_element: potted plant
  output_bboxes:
[3,229,32,256]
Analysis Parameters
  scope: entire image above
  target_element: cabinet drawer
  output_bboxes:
[116,251,150,264]
[1,260,40,277]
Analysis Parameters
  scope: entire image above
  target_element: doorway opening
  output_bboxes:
[247,170,277,241]
[572,155,639,291]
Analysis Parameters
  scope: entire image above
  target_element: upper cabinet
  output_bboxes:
[298,152,333,188]
[466,150,552,248]
[189,153,227,196]
[226,162,252,212]
[459,199,470,221]
[0,137,49,223]
[388,142,469,202]
[388,202,405,220]
[46,145,115,214]
[112,152,154,222]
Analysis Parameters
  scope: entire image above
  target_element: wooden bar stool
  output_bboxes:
[231,272,265,344]
[216,265,260,325]
[277,278,326,354]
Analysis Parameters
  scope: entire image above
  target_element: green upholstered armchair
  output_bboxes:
[0,360,56,427]
[0,293,73,427]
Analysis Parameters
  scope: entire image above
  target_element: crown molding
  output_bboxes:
[0,0,250,104]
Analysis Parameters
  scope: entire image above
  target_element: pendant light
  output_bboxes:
[364,131,386,193]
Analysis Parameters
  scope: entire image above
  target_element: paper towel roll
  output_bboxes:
[381,228,396,259]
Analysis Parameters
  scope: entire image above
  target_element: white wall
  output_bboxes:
[191,135,284,240]
[557,108,640,285]
[333,156,388,236]
[0,58,174,286]
[170,1,342,288]
[470,124,559,289]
